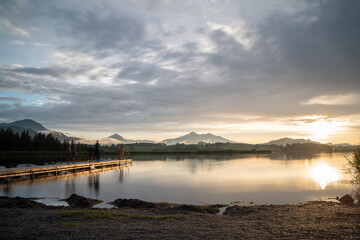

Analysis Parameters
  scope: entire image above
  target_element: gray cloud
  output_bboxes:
[0,0,359,141]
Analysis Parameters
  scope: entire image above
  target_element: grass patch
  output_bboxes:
[60,209,185,221]
[59,222,77,226]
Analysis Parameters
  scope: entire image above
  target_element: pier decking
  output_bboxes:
[0,159,132,181]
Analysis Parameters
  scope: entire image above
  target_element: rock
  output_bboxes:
[223,205,255,216]
[0,196,46,208]
[110,198,156,209]
[176,204,219,214]
[338,194,354,204]
[64,194,102,208]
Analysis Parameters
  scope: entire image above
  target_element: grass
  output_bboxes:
[60,209,186,221]
[59,222,77,226]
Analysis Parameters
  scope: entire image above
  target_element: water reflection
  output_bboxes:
[308,163,339,189]
[65,178,76,197]
[0,153,352,205]
[88,174,100,195]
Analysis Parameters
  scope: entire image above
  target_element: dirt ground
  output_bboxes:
[0,197,359,239]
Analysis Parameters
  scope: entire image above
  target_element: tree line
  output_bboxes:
[0,128,89,152]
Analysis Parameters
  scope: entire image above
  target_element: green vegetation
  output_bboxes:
[102,142,335,154]
[59,222,77,226]
[282,143,332,153]
[0,128,340,155]
[0,128,88,152]
[347,148,360,181]
[60,209,185,220]
[346,148,360,202]
[101,142,272,154]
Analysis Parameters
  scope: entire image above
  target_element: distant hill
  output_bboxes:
[266,137,320,146]
[40,130,82,142]
[0,125,37,136]
[109,133,126,141]
[284,143,332,153]
[0,119,48,134]
[0,119,48,137]
[162,132,234,145]
[0,119,81,142]
[106,133,157,144]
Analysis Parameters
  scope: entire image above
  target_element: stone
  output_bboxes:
[0,196,46,208]
[176,204,219,214]
[338,194,354,204]
[65,194,102,208]
[110,198,156,208]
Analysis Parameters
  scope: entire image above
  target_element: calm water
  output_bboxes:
[0,153,353,206]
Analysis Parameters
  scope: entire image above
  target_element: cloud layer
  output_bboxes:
[0,0,359,143]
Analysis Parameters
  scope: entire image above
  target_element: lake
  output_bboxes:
[0,152,354,206]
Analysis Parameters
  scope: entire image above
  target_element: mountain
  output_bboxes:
[108,133,126,141]
[0,119,81,142]
[162,132,234,145]
[265,137,320,146]
[0,119,47,136]
[40,130,82,142]
[107,133,157,144]
[0,119,48,133]
[0,125,37,136]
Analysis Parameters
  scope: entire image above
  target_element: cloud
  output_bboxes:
[0,96,23,102]
[207,21,256,49]
[31,42,50,47]
[302,94,360,106]
[10,40,24,45]
[53,7,146,55]
[0,20,29,37]
[0,0,359,143]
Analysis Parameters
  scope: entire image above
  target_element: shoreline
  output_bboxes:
[1,196,359,239]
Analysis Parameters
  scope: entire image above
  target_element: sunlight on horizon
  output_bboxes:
[302,119,344,141]
[308,163,339,189]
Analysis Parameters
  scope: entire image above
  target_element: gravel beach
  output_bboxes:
[0,196,359,239]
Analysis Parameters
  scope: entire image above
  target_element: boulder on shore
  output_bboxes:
[338,194,354,204]
[0,196,46,208]
[110,198,156,208]
[176,204,220,214]
[64,194,102,208]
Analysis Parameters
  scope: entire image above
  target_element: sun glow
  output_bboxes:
[302,119,343,140]
[308,163,339,189]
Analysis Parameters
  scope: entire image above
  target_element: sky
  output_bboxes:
[0,0,360,144]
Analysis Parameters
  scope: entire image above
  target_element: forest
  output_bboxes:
[0,128,88,152]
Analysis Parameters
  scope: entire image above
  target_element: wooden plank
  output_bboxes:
[0,159,132,179]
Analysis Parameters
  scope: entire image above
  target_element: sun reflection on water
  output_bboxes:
[308,163,339,189]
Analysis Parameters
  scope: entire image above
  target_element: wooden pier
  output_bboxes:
[0,159,132,181]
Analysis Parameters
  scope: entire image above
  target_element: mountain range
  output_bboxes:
[0,119,81,141]
[0,119,47,136]
[265,137,320,146]
[161,132,234,145]
[107,133,157,144]
[0,119,353,147]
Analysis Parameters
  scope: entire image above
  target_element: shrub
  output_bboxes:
[346,148,360,202]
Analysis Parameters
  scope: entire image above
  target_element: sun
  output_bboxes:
[308,163,339,189]
[303,119,343,141]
